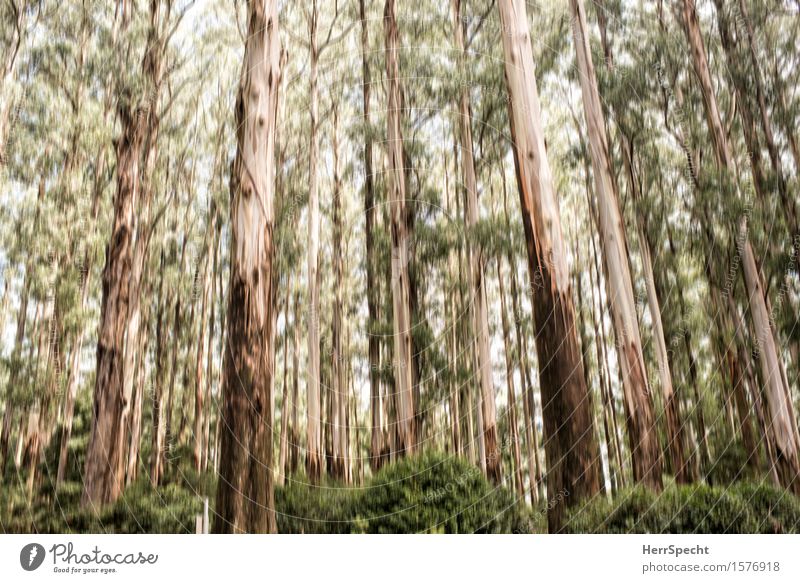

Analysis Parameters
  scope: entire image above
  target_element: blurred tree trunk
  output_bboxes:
[498,0,601,532]
[497,257,524,498]
[83,0,166,507]
[203,220,220,472]
[570,0,662,490]
[290,290,300,473]
[360,0,382,474]
[451,0,500,483]
[332,103,348,482]
[0,174,43,475]
[278,275,292,485]
[192,249,210,472]
[682,0,800,494]
[305,0,322,484]
[384,0,416,456]
[213,0,281,533]
[150,253,167,485]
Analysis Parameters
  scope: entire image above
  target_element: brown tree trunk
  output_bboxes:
[290,290,300,473]
[359,0,382,475]
[498,0,601,532]
[384,0,416,456]
[82,0,165,507]
[213,0,281,533]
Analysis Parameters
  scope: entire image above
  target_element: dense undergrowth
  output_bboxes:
[2,407,797,534]
[565,481,800,534]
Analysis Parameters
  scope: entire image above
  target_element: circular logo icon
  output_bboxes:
[20,543,46,571]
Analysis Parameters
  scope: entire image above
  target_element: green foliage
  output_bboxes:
[705,442,759,486]
[276,452,529,533]
[565,481,800,534]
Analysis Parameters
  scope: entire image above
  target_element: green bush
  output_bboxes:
[705,441,759,486]
[564,481,800,534]
[276,452,529,533]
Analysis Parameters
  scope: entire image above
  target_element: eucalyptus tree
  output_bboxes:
[214,0,282,533]
[498,0,601,532]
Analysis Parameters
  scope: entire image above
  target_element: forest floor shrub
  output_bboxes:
[564,480,800,533]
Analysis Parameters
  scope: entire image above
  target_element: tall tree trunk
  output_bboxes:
[621,136,690,483]
[451,0,500,483]
[497,257,524,498]
[501,176,544,503]
[213,0,281,533]
[682,0,800,494]
[570,0,662,490]
[498,0,601,532]
[125,292,150,484]
[290,289,300,473]
[733,0,795,229]
[384,0,416,456]
[359,0,382,474]
[150,253,167,485]
[305,0,322,483]
[192,250,210,471]
[278,274,292,485]
[203,221,220,472]
[0,0,25,168]
[82,0,165,507]
[332,103,349,482]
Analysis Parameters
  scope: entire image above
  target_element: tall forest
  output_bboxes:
[1,0,800,534]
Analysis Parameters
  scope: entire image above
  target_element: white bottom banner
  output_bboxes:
[1,535,797,582]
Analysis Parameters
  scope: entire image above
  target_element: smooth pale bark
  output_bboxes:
[682,0,800,494]
[452,0,500,483]
[305,1,322,483]
[498,0,601,532]
[569,0,662,490]
[213,0,281,533]
[384,0,416,456]
[125,297,150,484]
